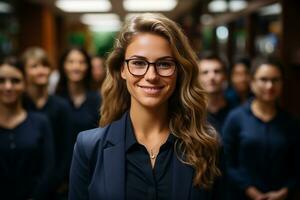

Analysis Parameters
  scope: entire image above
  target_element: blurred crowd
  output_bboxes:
[0,46,299,199]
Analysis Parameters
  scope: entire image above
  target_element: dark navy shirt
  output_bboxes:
[0,112,54,200]
[59,91,101,147]
[222,100,299,199]
[125,114,175,200]
[24,95,72,189]
[208,102,233,136]
[225,87,253,108]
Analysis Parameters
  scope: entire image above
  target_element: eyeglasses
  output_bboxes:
[124,58,176,77]
[255,77,282,85]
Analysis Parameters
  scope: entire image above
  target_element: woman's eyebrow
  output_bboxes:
[128,55,175,60]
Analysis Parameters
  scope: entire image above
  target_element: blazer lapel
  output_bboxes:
[103,113,128,200]
[103,144,125,200]
[172,152,194,200]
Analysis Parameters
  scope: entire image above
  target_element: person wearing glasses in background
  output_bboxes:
[69,13,224,200]
[222,57,300,200]
[0,57,54,200]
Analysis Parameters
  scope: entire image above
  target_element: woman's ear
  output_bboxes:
[121,64,126,80]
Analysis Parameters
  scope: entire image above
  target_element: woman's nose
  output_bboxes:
[144,65,159,81]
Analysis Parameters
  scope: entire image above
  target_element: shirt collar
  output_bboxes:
[125,112,137,152]
[125,112,176,152]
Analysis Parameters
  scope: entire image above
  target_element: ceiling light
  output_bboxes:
[81,14,122,32]
[216,26,228,40]
[228,0,247,12]
[259,3,281,16]
[208,0,227,13]
[56,0,111,13]
[123,0,177,12]
[0,2,12,13]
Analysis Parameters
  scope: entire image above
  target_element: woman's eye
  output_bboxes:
[157,61,172,68]
[132,60,146,67]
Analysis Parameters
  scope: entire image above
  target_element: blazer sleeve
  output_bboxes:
[69,132,90,200]
[222,111,253,191]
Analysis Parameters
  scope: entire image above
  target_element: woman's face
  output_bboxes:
[121,33,177,110]
[251,64,282,103]
[64,50,88,83]
[25,58,51,86]
[0,64,25,105]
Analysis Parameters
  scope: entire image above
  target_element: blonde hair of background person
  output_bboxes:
[100,13,221,188]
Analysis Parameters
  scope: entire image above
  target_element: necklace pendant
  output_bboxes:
[150,149,156,159]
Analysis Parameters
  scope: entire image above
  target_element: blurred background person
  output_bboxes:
[0,57,54,200]
[56,46,101,149]
[198,52,233,135]
[21,47,72,200]
[223,57,299,200]
[91,55,106,93]
[226,57,252,107]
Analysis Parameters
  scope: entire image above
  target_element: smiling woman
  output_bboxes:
[0,57,54,199]
[56,47,101,151]
[69,13,223,200]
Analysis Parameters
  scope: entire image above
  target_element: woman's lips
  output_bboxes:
[138,85,164,95]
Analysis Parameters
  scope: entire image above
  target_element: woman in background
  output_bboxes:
[223,57,299,200]
[56,47,101,148]
[21,47,72,199]
[0,57,54,199]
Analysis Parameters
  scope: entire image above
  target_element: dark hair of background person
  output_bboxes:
[20,47,51,68]
[231,56,251,72]
[56,46,92,95]
[197,51,228,75]
[250,56,284,78]
[0,56,24,75]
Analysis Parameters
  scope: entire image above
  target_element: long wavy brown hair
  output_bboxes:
[100,13,221,189]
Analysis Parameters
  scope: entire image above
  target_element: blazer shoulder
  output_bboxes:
[76,127,108,159]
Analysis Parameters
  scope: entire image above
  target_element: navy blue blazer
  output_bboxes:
[69,112,222,200]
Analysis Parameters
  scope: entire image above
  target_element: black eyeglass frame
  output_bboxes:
[124,58,177,77]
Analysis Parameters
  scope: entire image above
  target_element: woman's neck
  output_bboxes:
[0,102,26,129]
[27,84,48,108]
[130,102,171,168]
[68,81,85,97]
[130,103,169,142]
[67,81,86,107]
[251,99,277,122]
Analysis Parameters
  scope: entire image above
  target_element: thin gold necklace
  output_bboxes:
[150,149,156,160]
